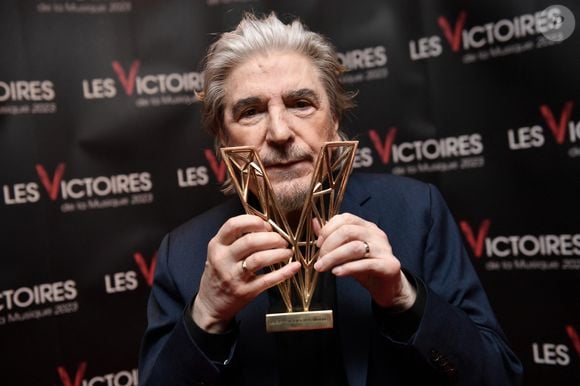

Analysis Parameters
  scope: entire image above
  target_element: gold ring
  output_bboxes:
[241,258,249,272]
[362,241,370,257]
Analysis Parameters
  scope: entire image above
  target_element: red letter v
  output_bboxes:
[57,362,87,386]
[368,127,397,165]
[438,11,467,52]
[459,219,491,258]
[540,101,574,145]
[35,163,66,201]
[112,60,141,96]
[566,325,580,356]
[134,251,157,287]
[204,149,227,183]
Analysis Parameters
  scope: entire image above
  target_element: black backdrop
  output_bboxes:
[0,1,578,385]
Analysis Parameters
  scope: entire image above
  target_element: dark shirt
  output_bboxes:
[268,271,347,386]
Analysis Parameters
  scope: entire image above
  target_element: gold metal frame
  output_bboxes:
[220,141,358,331]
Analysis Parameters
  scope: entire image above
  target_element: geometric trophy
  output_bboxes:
[220,141,358,332]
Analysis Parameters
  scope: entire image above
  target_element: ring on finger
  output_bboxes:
[241,258,249,272]
[362,240,370,257]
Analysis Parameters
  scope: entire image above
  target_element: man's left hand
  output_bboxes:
[313,213,417,310]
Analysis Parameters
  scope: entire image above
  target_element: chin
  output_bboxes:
[271,175,312,214]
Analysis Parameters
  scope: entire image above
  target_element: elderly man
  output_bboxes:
[139,12,522,386]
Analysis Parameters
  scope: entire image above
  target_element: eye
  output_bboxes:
[240,108,258,118]
[293,99,313,109]
[237,106,264,122]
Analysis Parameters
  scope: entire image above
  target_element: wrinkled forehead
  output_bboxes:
[222,50,329,107]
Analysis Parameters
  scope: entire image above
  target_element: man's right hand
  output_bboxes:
[192,214,300,333]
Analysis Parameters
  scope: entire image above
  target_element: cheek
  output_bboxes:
[310,117,339,143]
[224,127,264,148]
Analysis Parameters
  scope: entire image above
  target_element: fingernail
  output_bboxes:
[314,260,322,271]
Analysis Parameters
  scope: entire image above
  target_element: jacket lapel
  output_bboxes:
[337,178,376,386]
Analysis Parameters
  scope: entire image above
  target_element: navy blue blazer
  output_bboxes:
[139,174,523,386]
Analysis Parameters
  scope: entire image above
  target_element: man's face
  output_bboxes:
[222,51,339,213]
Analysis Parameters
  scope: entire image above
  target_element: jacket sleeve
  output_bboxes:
[138,233,236,386]
[381,184,523,385]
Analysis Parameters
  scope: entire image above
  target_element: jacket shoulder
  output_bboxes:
[170,197,241,242]
[348,172,433,202]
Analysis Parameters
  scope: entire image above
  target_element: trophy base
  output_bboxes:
[266,310,333,332]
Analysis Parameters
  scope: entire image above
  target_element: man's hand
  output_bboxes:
[193,214,301,333]
[313,213,416,310]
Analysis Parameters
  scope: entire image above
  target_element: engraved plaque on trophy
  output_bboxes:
[220,141,358,332]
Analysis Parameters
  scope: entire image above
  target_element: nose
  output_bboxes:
[265,106,294,145]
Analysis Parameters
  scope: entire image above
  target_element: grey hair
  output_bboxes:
[198,12,355,146]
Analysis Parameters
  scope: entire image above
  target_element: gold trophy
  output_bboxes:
[220,141,358,332]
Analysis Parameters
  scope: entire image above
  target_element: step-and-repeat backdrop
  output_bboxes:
[1,0,578,385]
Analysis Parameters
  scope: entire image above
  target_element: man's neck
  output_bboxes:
[285,209,302,232]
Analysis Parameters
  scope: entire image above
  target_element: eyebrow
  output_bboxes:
[284,88,321,106]
[230,88,322,118]
[231,96,262,119]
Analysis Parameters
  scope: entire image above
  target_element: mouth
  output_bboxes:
[265,159,307,169]
[264,159,312,178]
